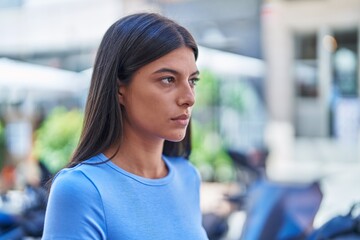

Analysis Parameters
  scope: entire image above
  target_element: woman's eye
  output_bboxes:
[189,77,200,87]
[161,77,175,84]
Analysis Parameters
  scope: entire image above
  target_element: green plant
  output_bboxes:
[194,69,220,107]
[190,120,234,182]
[34,107,83,174]
[190,69,234,182]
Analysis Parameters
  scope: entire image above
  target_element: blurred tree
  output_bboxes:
[34,107,83,174]
[194,69,220,107]
[190,69,234,182]
[190,120,234,182]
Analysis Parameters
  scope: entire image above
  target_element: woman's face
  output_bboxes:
[119,47,199,143]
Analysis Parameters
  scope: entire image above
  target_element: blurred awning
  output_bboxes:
[0,58,86,103]
[198,46,264,78]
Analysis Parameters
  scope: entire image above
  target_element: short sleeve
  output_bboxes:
[42,169,107,240]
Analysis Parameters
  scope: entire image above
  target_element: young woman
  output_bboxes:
[42,13,209,239]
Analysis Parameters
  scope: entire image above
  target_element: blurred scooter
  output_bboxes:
[203,147,323,240]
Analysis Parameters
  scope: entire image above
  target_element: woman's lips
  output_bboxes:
[171,114,189,126]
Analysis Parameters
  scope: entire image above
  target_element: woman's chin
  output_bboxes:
[166,133,186,142]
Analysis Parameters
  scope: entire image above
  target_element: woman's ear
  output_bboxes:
[117,82,126,105]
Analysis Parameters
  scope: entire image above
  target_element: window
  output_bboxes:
[332,30,358,97]
[294,33,318,98]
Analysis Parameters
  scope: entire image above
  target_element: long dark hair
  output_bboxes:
[69,13,198,167]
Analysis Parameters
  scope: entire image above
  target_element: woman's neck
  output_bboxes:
[104,134,167,179]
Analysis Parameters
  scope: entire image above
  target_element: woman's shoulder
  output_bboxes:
[45,157,106,239]
[51,155,106,194]
[51,167,96,197]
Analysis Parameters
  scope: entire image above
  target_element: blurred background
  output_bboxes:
[0,0,359,239]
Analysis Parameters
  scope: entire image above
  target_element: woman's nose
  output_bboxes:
[177,83,195,107]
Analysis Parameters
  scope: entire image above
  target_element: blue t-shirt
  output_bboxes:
[42,154,208,240]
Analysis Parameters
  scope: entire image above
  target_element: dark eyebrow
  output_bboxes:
[153,68,199,76]
[191,70,200,77]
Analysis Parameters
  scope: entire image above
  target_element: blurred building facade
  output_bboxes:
[262,0,360,179]
[158,0,263,59]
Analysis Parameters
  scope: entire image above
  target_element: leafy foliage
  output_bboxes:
[190,69,234,182]
[194,70,220,107]
[190,120,234,182]
[34,107,83,174]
